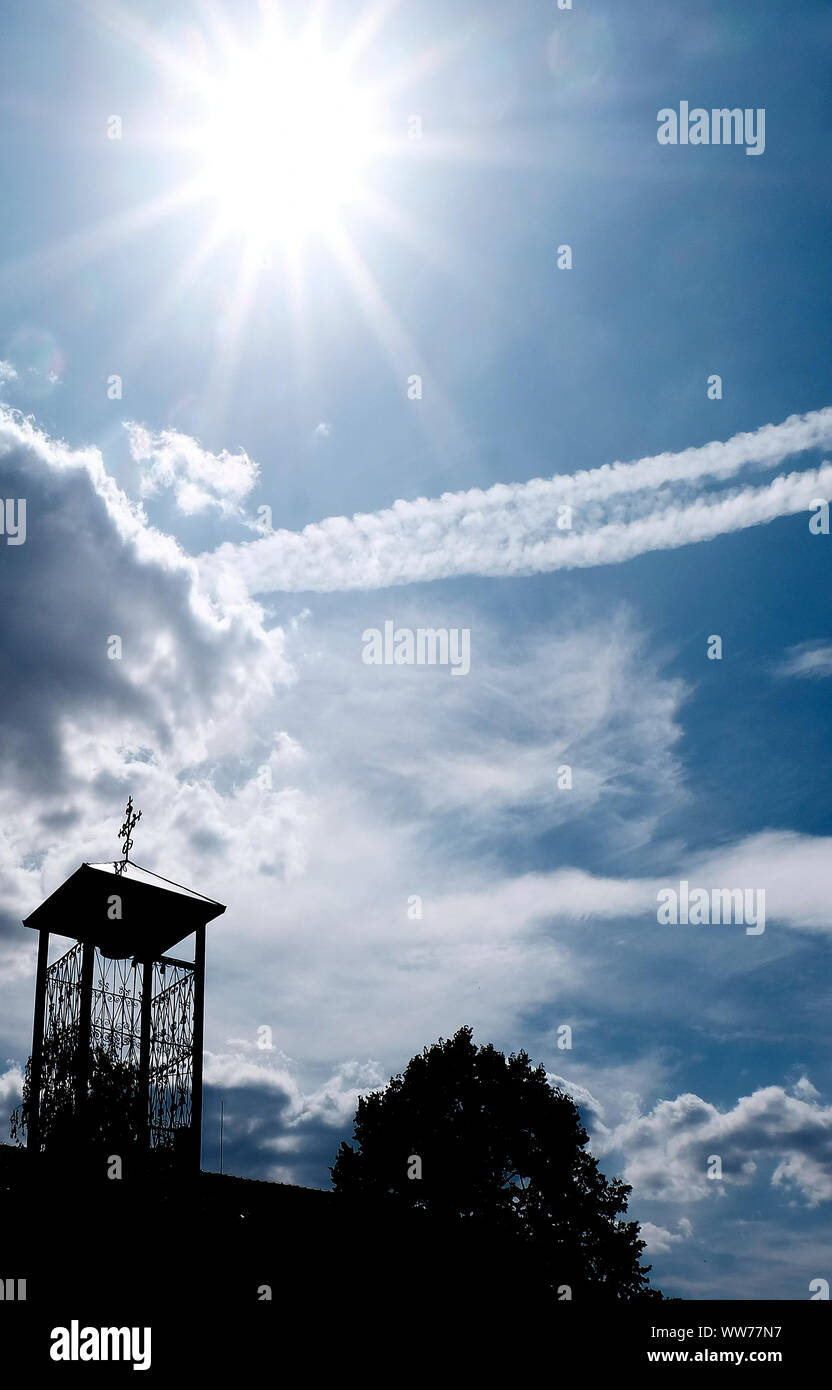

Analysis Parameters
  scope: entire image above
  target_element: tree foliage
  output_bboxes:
[331,1026,662,1300]
[10,1026,144,1162]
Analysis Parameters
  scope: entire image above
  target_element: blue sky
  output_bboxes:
[1,0,832,1300]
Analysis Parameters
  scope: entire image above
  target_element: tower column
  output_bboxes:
[28,926,50,1158]
[191,924,206,1171]
[138,959,154,1153]
[75,939,96,1146]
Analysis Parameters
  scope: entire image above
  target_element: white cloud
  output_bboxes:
[671,1223,832,1301]
[640,1219,693,1254]
[202,405,832,593]
[794,1076,821,1101]
[125,422,259,517]
[278,604,687,852]
[314,422,332,438]
[0,1065,23,1105]
[778,642,832,679]
[0,406,292,781]
[0,404,296,990]
[1,401,829,1105]
[381,828,832,948]
[546,1074,607,1127]
[197,1051,388,1181]
[4,401,832,1234]
[0,361,18,383]
[545,1056,672,1144]
[685,831,832,933]
[603,1082,832,1207]
[204,1050,384,1126]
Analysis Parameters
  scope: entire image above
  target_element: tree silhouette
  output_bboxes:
[331,1025,663,1300]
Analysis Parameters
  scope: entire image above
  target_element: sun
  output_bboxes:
[14,3,464,436]
[190,30,378,250]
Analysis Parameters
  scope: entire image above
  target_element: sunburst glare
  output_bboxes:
[188,28,380,252]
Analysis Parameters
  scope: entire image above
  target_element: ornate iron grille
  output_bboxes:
[39,944,195,1151]
[40,942,84,1127]
[90,953,142,1068]
[148,959,194,1145]
[44,941,83,1044]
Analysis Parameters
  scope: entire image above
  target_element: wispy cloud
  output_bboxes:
[413,828,832,940]
[204,406,832,594]
[4,404,832,1251]
[126,422,259,517]
[778,641,832,680]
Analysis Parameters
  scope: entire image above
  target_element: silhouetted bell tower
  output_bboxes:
[22,800,225,1170]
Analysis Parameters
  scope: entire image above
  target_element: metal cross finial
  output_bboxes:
[115,795,142,875]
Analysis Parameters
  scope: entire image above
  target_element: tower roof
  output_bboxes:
[22,861,226,960]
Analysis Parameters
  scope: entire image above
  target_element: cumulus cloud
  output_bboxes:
[640,1219,693,1254]
[205,1049,384,1127]
[0,360,18,384]
[603,1083,832,1207]
[125,422,259,517]
[0,404,299,1044]
[778,641,832,679]
[200,1050,386,1182]
[2,411,692,1097]
[0,406,290,797]
[4,401,832,1233]
[0,1065,23,1106]
[202,406,832,594]
[547,1074,606,1125]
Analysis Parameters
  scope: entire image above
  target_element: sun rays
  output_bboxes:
[5,0,493,446]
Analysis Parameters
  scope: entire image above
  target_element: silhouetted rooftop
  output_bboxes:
[22,860,226,958]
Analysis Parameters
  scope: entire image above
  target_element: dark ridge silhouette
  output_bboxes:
[0,1143,548,1330]
[5,828,665,1368]
[3,1029,663,1335]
